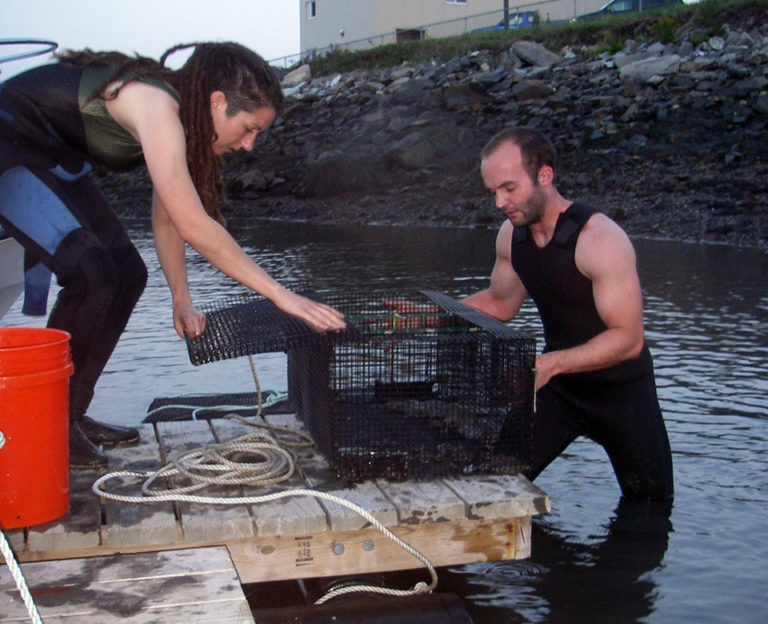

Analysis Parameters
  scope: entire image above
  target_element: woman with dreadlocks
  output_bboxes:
[0,42,346,469]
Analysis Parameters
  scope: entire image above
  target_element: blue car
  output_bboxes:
[577,0,683,20]
[472,11,537,32]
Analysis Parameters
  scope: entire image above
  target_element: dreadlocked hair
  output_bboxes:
[57,43,285,225]
[162,42,284,224]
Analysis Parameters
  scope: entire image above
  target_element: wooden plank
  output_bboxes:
[228,516,531,584]
[376,479,466,524]
[156,420,255,542]
[97,423,179,548]
[310,481,399,533]
[26,470,101,552]
[443,474,551,520]
[0,546,254,623]
[265,414,399,532]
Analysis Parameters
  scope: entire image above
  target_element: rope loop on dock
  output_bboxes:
[141,431,298,495]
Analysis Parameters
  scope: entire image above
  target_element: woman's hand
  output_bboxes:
[174,300,206,339]
[274,290,346,333]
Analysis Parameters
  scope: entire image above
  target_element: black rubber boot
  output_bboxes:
[69,423,108,470]
[79,415,139,448]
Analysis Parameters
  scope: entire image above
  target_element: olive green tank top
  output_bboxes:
[78,65,181,169]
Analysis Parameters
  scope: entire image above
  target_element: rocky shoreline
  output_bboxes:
[100,14,768,250]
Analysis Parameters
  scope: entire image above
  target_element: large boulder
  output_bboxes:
[385,131,437,170]
[282,64,312,88]
[619,54,682,82]
[510,40,561,68]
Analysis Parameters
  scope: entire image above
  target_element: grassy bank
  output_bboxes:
[306,0,767,74]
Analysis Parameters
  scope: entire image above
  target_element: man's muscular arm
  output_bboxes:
[534,214,645,389]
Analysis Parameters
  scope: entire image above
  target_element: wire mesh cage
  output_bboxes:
[187,290,536,482]
[185,293,361,365]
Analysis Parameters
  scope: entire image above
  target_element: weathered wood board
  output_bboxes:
[228,516,533,584]
[0,546,254,623]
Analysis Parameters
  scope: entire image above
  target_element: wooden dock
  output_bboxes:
[1,412,549,621]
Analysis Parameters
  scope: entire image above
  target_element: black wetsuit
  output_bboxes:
[512,202,674,500]
[0,63,177,424]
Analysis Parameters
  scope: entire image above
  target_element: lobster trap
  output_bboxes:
[186,290,536,482]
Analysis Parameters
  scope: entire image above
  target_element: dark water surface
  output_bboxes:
[4,220,767,623]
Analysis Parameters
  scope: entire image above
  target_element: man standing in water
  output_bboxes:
[463,126,673,500]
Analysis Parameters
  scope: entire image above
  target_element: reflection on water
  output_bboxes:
[448,499,673,624]
[3,221,767,623]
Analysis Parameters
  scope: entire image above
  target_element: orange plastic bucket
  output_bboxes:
[0,328,73,529]
[0,327,71,374]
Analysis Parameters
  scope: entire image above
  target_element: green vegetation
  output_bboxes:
[303,0,766,74]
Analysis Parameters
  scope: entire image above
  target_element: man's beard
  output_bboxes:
[509,185,546,227]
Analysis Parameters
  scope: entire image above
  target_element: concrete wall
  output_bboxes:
[300,0,377,54]
[299,0,608,58]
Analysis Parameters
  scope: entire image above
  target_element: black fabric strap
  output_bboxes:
[552,202,597,248]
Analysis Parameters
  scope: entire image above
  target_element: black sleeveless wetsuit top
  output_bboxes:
[0,62,179,315]
[0,62,180,177]
[511,202,653,384]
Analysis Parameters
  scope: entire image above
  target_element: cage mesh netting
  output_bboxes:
[185,292,361,365]
[187,290,536,482]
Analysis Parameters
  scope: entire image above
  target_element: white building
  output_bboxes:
[299,0,607,58]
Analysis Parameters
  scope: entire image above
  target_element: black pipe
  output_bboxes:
[252,592,474,624]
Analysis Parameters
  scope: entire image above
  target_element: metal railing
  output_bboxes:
[268,0,578,68]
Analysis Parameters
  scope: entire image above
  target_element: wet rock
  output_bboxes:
[753,94,768,115]
[475,68,508,86]
[390,78,434,104]
[303,149,388,197]
[385,132,437,171]
[510,40,562,68]
[282,64,312,88]
[511,79,555,100]
[227,168,271,195]
[619,54,682,81]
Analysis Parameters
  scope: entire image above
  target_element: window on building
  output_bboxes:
[306,1,316,19]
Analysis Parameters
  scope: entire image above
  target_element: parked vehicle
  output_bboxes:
[577,0,683,20]
[472,11,537,32]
